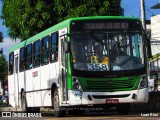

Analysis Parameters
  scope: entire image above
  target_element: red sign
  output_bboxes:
[32,71,38,77]
[106,99,119,104]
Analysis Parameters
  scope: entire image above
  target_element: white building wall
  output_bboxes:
[151,15,160,40]
[151,15,160,56]
[150,15,160,90]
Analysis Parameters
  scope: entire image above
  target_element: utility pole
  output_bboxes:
[0,38,3,56]
[0,32,3,55]
[0,48,3,55]
[140,0,146,30]
[0,32,4,95]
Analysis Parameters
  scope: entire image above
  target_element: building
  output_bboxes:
[150,1,160,91]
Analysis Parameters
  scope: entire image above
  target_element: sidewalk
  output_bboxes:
[0,106,14,111]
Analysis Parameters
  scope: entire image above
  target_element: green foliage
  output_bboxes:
[1,0,124,41]
[0,56,8,81]
[150,53,160,62]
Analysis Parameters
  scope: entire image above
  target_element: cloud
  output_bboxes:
[0,38,20,60]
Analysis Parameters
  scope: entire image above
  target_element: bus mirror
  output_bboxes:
[145,33,152,58]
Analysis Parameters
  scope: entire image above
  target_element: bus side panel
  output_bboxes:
[8,75,16,107]
[41,64,51,106]
[18,71,25,107]
[44,62,59,106]
[32,67,42,107]
[25,69,34,107]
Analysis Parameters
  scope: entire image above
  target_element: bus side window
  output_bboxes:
[19,47,25,72]
[33,40,40,67]
[26,44,32,69]
[41,36,49,65]
[9,52,14,75]
[50,33,58,62]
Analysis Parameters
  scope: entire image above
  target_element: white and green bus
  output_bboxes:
[8,16,151,117]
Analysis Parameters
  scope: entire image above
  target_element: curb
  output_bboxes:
[0,107,14,111]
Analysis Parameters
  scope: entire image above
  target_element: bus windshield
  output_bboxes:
[70,32,145,72]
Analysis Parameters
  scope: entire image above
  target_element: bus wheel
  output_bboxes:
[53,89,66,117]
[116,103,131,115]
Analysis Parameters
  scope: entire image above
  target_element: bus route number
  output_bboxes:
[87,64,108,71]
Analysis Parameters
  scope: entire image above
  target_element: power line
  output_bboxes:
[121,1,134,17]
[146,7,155,16]
[155,43,160,51]
[131,7,140,18]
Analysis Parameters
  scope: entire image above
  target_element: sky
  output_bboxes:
[122,0,160,19]
[0,1,20,60]
[0,0,160,60]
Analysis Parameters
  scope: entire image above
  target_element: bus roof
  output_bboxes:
[9,16,140,53]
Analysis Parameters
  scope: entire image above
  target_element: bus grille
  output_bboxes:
[78,78,137,92]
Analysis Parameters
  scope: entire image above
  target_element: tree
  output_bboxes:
[1,0,124,41]
[0,56,8,94]
[0,56,8,78]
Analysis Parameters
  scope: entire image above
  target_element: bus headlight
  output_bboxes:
[139,76,147,89]
[73,83,80,90]
[72,77,82,91]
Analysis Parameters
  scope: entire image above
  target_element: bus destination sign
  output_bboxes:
[71,19,142,31]
[83,22,128,30]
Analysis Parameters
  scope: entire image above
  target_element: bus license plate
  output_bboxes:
[106,99,119,104]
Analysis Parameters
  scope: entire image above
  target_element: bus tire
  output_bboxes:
[53,89,66,117]
[116,103,131,115]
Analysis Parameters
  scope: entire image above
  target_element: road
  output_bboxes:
[1,111,160,120]
[44,112,160,120]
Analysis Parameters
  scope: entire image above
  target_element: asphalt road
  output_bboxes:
[0,111,160,120]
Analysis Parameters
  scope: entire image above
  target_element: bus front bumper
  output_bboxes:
[69,88,149,106]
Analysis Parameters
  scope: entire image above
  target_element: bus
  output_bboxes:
[8,16,151,117]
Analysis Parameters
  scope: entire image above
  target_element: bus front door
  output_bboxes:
[14,52,20,109]
[59,29,68,104]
